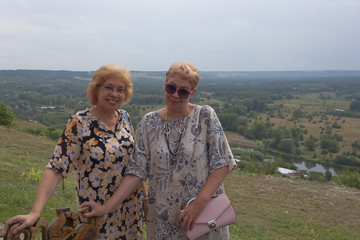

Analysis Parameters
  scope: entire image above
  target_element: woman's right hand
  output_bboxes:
[4,213,39,235]
[80,201,109,218]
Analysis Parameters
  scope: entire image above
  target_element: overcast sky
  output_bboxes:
[1,0,359,71]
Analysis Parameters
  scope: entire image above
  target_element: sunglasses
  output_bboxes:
[164,83,194,99]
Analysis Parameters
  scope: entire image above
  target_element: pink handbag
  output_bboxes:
[185,193,236,240]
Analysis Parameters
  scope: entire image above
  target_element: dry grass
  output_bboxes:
[225,173,360,239]
[260,92,360,158]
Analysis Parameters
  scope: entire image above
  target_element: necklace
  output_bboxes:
[93,107,119,132]
[164,111,187,164]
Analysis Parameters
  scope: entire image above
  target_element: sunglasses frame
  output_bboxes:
[164,83,194,99]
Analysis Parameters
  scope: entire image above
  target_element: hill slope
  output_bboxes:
[1,126,360,239]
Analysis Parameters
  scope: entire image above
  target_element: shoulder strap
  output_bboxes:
[195,105,202,129]
[121,109,132,135]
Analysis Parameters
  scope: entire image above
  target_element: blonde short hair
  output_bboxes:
[87,64,133,106]
[165,62,199,89]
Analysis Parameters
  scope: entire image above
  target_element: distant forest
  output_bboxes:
[1,69,360,128]
[1,70,360,169]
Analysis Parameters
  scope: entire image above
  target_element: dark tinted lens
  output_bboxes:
[178,89,190,98]
[165,84,176,94]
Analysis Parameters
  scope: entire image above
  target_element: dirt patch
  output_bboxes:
[225,131,263,150]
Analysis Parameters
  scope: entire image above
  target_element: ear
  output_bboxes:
[189,88,197,99]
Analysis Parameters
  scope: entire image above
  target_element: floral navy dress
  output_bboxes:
[47,109,143,239]
[126,105,236,240]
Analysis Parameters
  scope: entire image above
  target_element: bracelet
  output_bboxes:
[186,197,196,206]
[143,197,149,200]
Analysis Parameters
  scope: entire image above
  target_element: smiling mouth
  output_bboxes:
[108,98,118,103]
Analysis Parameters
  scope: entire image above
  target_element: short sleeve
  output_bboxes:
[126,114,151,181]
[46,115,82,178]
[204,106,237,173]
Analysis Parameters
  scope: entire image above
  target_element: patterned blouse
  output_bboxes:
[126,105,236,240]
[47,109,143,240]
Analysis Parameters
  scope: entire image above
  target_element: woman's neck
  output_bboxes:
[93,107,118,121]
[166,104,194,120]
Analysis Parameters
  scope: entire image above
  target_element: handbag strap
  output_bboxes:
[121,109,132,135]
[195,105,202,130]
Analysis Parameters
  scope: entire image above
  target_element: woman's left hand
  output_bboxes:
[79,201,108,218]
[177,199,205,232]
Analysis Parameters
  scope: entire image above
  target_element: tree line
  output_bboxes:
[1,70,360,169]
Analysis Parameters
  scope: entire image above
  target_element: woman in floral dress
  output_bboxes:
[82,62,236,239]
[5,64,147,239]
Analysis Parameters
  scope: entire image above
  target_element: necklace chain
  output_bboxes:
[164,111,187,157]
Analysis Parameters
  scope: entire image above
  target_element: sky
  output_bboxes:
[1,0,360,71]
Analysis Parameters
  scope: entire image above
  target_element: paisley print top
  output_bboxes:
[47,109,143,239]
[126,105,236,239]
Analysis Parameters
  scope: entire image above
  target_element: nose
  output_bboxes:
[109,89,118,96]
[172,90,180,98]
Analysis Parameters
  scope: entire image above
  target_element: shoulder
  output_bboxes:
[142,110,159,120]
[68,109,89,117]
[119,109,129,116]
[137,111,161,130]
[71,109,90,119]
[119,109,131,121]
[66,109,93,126]
[199,105,214,112]
[198,105,217,117]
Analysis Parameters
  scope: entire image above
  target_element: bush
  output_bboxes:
[335,170,360,189]
[0,102,15,126]
[277,139,295,153]
[334,155,360,167]
[304,135,317,151]
[325,169,332,181]
[320,135,340,153]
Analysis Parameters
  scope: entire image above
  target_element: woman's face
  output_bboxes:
[96,77,126,111]
[164,74,196,110]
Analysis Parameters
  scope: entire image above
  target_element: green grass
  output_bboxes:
[1,125,360,240]
[0,125,77,223]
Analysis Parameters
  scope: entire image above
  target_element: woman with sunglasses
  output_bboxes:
[5,64,147,239]
[81,62,236,239]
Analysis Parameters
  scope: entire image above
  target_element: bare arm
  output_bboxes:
[5,168,62,234]
[178,166,229,231]
[81,174,142,217]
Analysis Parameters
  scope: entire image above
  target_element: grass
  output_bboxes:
[1,124,360,240]
[0,126,77,223]
[225,173,360,240]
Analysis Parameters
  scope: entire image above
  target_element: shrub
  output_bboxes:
[334,155,360,167]
[335,170,360,189]
[277,139,295,153]
[0,102,15,127]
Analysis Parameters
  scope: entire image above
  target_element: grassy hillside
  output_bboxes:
[0,125,77,223]
[1,125,360,239]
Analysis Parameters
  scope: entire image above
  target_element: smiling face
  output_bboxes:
[164,74,196,111]
[96,77,126,111]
